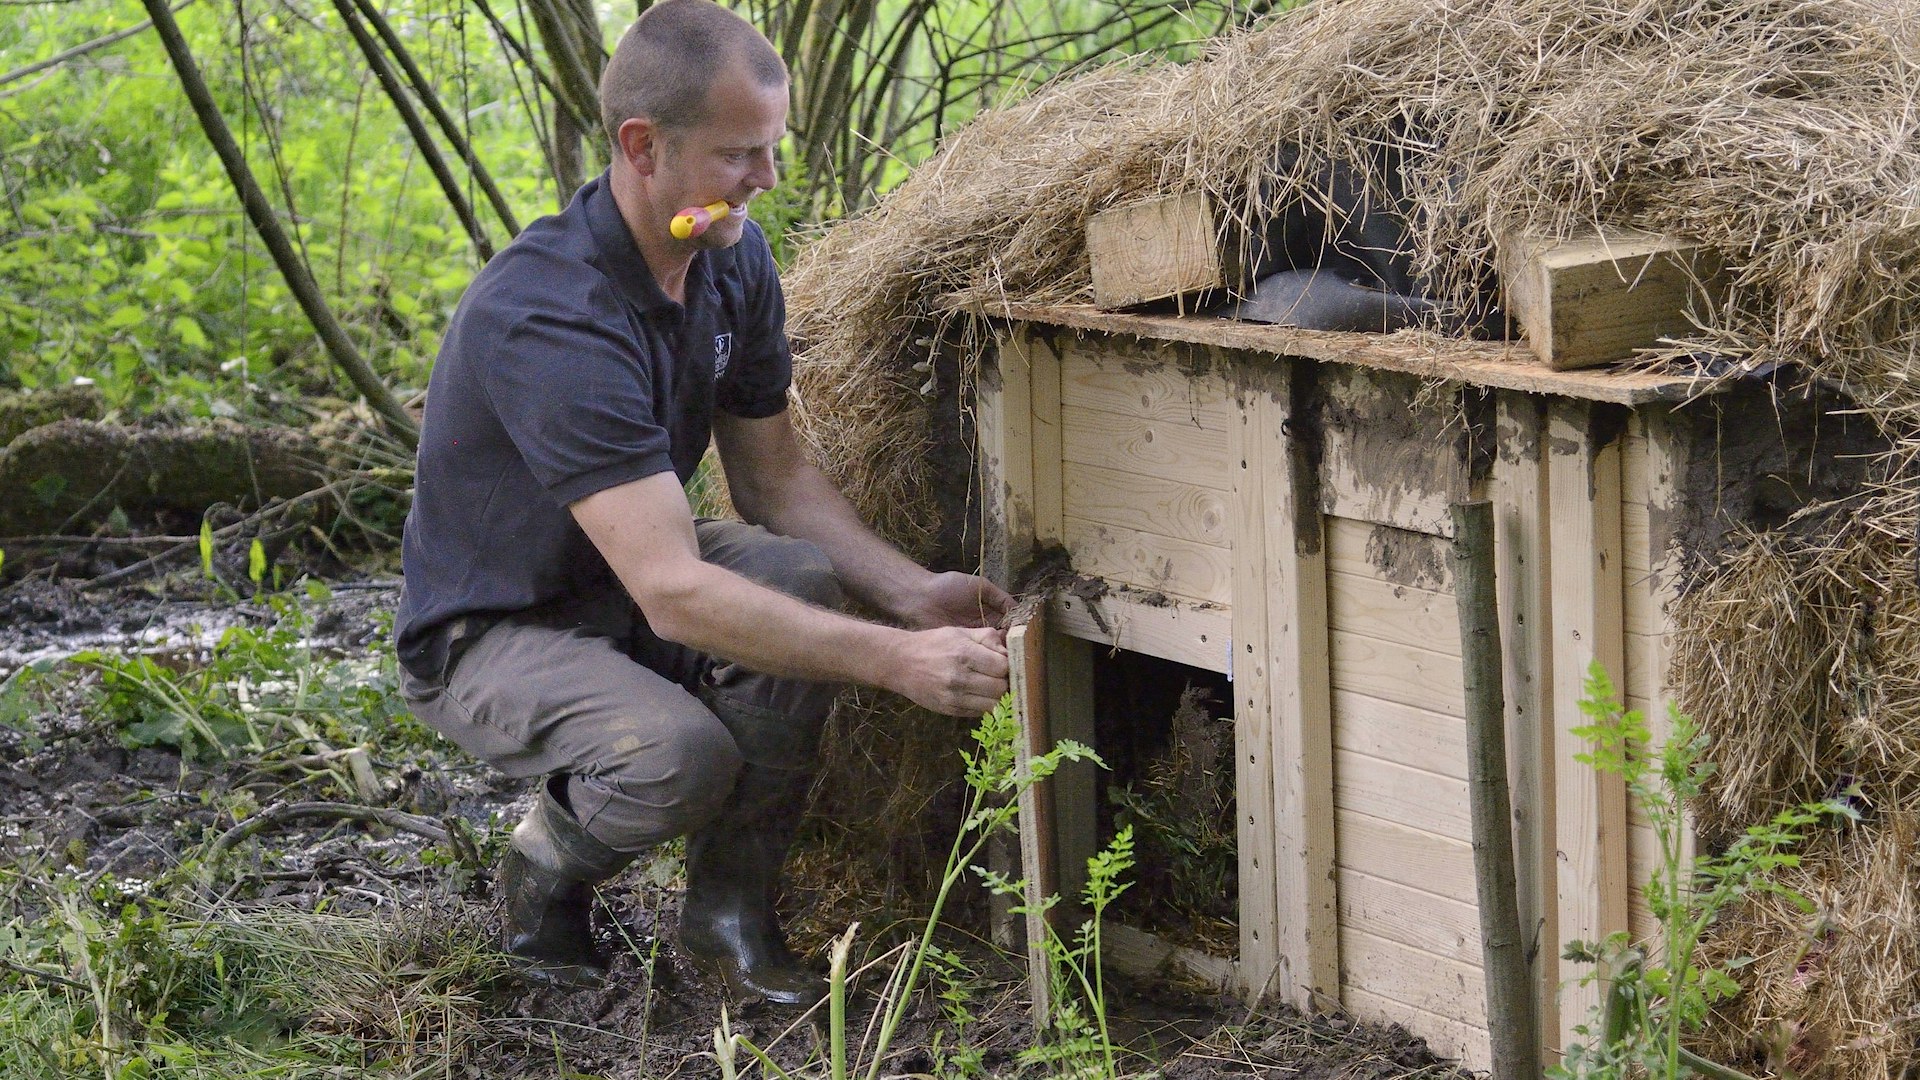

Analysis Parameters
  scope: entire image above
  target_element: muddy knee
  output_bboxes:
[565,712,743,849]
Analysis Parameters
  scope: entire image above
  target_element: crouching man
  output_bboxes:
[393,0,1012,1003]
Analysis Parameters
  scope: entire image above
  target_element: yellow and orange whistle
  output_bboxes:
[670,200,732,240]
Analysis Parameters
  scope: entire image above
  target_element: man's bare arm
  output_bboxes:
[713,410,1012,630]
[570,471,1008,716]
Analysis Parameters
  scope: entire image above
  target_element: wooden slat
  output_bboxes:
[1048,591,1230,674]
[1344,986,1493,1070]
[1062,516,1232,605]
[1327,569,1461,657]
[1062,460,1230,546]
[1324,515,1453,592]
[1031,332,1066,545]
[1641,407,1697,887]
[1334,749,1473,844]
[980,330,1038,586]
[1061,405,1234,491]
[1257,360,1340,1006]
[1338,866,1484,967]
[1103,922,1238,992]
[1336,811,1478,907]
[966,303,1714,405]
[1058,338,1233,424]
[1331,689,1468,781]
[1047,630,1098,906]
[1328,630,1466,716]
[1339,927,1487,1026]
[1546,399,1630,1052]
[1009,605,1056,1028]
[1493,391,1558,1057]
[1228,367,1283,1001]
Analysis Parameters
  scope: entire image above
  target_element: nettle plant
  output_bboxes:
[1554,665,1854,1080]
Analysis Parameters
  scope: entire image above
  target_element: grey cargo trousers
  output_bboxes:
[399,519,845,852]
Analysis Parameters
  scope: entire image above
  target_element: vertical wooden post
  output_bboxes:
[1642,408,1696,871]
[1009,606,1057,1030]
[1546,399,1630,1050]
[1494,391,1557,1054]
[1240,356,1338,1007]
[1047,630,1098,906]
[1453,500,1541,1080]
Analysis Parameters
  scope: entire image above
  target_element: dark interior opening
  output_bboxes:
[1089,646,1238,956]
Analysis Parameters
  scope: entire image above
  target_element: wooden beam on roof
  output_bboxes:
[1086,192,1243,312]
[1498,229,1727,371]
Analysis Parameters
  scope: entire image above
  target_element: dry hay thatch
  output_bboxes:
[779,0,1920,1067]
[1691,812,1920,1080]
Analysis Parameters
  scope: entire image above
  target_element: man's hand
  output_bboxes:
[897,571,1014,631]
[890,625,1011,717]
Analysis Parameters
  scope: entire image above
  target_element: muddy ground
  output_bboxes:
[0,572,1474,1079]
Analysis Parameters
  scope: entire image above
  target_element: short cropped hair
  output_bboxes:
[599,0,788,142]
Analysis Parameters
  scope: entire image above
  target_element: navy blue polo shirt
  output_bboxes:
[395,173,790,678]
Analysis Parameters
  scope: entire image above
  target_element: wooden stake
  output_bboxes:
[1452,500,1540,1080]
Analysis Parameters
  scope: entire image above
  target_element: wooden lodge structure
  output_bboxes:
[970,206,1871,1069]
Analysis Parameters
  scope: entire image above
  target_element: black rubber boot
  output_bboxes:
[499,776,637,989]
[678,764,826,1006]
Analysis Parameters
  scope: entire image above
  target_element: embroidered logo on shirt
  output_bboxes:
[713,332,734,378]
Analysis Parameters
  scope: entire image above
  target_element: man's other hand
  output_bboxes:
[899,571,1014,631]
[893,626,1010,717]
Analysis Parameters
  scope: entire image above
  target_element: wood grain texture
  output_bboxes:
[1061,404,1234,491]
[1329,630,1467,716]
[1338,866,1484,966]
[1009,607,1056,1028]
[1327,568,1462,657]
[1336,811,1479,906]
[1086,192,1237,310]
[1048,591,1230,674]
[1058,336,1233,424]
[1334,748,1473,844]
[1344,986,1493,1070]
[1062,516,1232,605]
[1331,690,1469,781]
[1499,229,1726,371]
[1546,399,1630,1053]
[1062,460,1230,546]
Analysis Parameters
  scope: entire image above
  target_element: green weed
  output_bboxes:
[1553,664,1855,1080]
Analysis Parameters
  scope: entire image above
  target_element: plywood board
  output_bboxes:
[967,303,1712,404]
[1048,591,1230,674]
[1062,460,1230,547]
[1336,811,1478,907]
[1546,399,1630,1052]
[1061,405,1234,491]
[1062,516,1232,606]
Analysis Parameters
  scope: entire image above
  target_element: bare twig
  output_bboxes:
[0,0,196,89]
[209,800,450,857]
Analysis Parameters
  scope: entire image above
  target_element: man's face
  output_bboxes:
[655,64,788,250]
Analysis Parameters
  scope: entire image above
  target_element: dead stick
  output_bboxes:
[208,801,449,857]
[137,0,418,447]
[1451,500,1540,1080]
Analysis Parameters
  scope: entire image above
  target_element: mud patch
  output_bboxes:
[1364,524,1450,591]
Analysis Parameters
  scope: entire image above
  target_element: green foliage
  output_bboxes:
[1552,664,1855,1080]
[0,0,548,414]
[79,591,419,766]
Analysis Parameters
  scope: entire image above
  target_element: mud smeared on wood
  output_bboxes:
[1364,523,1450,591]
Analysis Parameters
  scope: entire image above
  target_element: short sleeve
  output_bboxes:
[715,221,792,419]
[482,291,677,507]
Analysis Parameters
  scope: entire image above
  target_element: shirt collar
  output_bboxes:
[583,170,711,316]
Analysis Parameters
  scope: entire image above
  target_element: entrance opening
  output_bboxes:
[1089,646,1238,958]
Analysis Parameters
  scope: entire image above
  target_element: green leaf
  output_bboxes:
[248,538,266,585]
[198,518,214,578]
[170,315,207,349]
[105,305,144,329]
